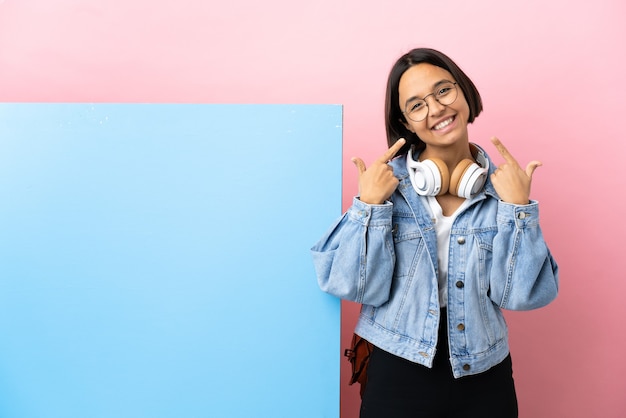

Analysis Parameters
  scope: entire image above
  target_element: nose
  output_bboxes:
[425,95,446,117]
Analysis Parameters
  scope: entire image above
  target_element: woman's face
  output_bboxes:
[398,63,470,149]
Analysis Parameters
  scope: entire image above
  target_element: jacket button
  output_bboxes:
[457,237,466,245]
[463,364,471,371]
[457,323,465,331]
[455,281,464,288]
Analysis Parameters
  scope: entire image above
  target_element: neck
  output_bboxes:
[420,142,474,167]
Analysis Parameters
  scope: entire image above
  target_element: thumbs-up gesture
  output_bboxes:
[351,138,406,205]
[490,137,542,205]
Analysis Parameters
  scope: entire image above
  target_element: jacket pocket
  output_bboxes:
[474,229,508,346]
[363,216,425,333]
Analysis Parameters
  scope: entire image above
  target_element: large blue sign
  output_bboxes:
[0,104,342,418]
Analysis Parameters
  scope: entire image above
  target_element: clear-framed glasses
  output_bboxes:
[403,82,459,122]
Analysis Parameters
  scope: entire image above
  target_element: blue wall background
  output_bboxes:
[0,104,342,417]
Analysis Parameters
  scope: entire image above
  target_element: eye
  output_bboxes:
[408,100,425,113]
[436,83,455,97]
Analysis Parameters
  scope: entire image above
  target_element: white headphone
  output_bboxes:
[406,144,489,198]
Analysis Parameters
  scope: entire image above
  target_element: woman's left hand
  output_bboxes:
[489,137,542,205]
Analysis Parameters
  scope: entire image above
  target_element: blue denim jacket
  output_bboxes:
[311,149,559,378]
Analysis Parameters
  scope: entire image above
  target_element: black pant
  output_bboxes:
[360,311,518,418]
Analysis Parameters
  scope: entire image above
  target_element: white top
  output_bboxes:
[425,195,471,308]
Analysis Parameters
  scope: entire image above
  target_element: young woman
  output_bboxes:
[311,48,559,418]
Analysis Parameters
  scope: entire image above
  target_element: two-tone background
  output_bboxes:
[1,1,625,417]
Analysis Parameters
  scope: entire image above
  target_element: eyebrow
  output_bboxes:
[403,79,455,107]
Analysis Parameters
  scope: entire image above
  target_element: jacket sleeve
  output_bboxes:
[310,197,395,307]
[489,200,559,310]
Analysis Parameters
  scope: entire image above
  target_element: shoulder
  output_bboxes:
[388,153,409,177]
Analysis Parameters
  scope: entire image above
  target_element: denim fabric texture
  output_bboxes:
[311,146,559,378]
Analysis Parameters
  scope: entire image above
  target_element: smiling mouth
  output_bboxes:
[432,116,455,131]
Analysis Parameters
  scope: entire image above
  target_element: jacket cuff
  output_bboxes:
[348,197,393,227]
[496,200,540,228]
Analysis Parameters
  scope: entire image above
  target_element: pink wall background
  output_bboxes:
[1,0,625,417]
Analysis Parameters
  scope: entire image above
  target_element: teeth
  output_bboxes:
[433,117,453,130]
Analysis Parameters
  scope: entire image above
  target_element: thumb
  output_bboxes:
[351,157,367,175]
[525,160,542,178]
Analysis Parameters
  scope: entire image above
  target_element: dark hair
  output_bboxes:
[385,48,483,155]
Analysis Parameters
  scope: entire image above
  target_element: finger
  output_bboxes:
[351,157,367,175]
[525,160,542,178]
[377,138,406,163]
[490,137,519,166]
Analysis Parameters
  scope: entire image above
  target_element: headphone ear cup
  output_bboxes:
[449,159,474,197]
[450,159,488,198]
[407,156,450,196]
[429,158,450,196]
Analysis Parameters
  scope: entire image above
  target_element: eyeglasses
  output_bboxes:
[403,82,459,122]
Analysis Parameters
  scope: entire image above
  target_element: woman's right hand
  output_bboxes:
[351,138,406,205]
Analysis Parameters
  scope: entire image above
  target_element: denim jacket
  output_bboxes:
[311,148,559,378]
